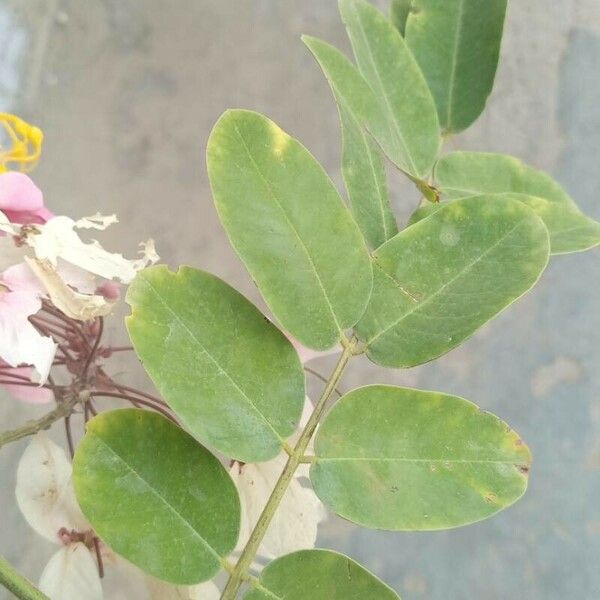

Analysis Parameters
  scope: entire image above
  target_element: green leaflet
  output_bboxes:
[73,410,240,584]
[126,266,305,463]
[303,36,397,249]
[436,151,600,254]
[338,105,398,249]
[244,550,400,600]
[517,195,600,254]
[355,195,550,368]
[436,151,576,205]
[207,109,372,350]
[408,193,600,255]
[339,0,440,178]
[390,0,413,36]
[311,385,531,530]
[405,0,508,133]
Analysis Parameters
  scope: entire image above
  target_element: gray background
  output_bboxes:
[1,1,599,598]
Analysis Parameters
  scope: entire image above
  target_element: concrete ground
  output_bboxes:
[1,1,599,598]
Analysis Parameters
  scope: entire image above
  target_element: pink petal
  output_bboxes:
[0,290,56,382]
[0,366,54,403]
[1,262,45,295]
[96,280,121,300]
[0,172,44,211]
[0,173,52,225]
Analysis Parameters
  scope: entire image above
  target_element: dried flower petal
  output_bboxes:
[25,257,117,320]
[23,216,158,284]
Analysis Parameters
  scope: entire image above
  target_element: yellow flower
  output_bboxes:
[0,113,43,173]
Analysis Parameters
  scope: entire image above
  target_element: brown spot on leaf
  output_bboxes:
[484,492,497,504]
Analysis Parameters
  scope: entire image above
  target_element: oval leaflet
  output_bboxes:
[127,265,305,463]
[73,409,240,584]
[311,385,532,531]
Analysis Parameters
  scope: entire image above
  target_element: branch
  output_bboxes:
[0,392,81,450]
[220,337,357,599]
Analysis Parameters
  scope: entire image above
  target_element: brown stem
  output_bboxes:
[0,372,41,384]
[0,379,55,389]
[81,317,103,379]
[64,415,75,458]
[103,381,166,405]
[90,392,176,422]
[92,538,104,578]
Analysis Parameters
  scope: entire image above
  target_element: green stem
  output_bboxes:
[0,392,81,450]
[0,555,49,600]
[220,338,356,599]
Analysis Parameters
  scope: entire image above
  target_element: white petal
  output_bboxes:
[231,452,327,561]
[75,214,118,230]
[188,580,221,600]
[0,209,19,235]
[99,556,149,600]
[25,216,155,284]
[56,260,97,294]
[0,238,31,274]
[39,544,102,600]
[0,289,56,382]
[134,239,160,270]
[100,554,218,600]
[16,433,89,543]
[25,257,116,320]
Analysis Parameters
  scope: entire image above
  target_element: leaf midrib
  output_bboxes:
[349,1,419,175]
[341,105,392,244]
[446,0,466,130]
[231,119,344,337]
[317,457,527,465]
[140,276,286,447]
[93,434,223,562]
[367,218,528,345]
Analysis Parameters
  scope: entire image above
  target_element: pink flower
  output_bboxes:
[0,364,54,404]
[0,172,53,225]
[0,263,56,384]
[96,280,121,301]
